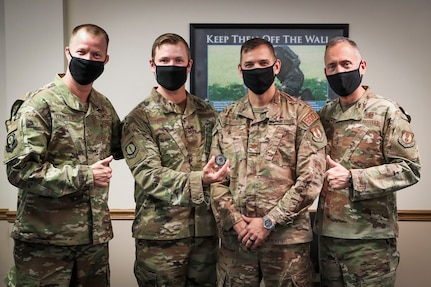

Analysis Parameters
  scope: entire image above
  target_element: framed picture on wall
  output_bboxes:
[189,23,349,111]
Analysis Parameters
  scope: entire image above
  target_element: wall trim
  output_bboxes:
[0,208,8,221]
[1,208,431,223]
[397,210,431,221]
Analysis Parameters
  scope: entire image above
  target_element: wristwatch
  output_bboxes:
[263,215,275,231]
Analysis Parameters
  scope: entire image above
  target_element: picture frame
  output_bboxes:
[189,23,349,111]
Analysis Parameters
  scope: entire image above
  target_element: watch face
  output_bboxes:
[263,217,274,230]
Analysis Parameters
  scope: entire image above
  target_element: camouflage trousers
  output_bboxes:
[4,239,110,287]
[134,236,217,287]
[217,234,314,287]
[318,236,399,287]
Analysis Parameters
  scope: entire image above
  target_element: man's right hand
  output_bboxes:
[202,155,230,185]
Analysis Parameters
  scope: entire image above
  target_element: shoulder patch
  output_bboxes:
[125,142,139,159]
[310,126,324,143]
[6,132,18,153]
[398,130,415,148]
[302,111,319,127]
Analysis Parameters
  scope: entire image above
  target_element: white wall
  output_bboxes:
[0,0,5,209]
[1,0,431,286]
[2,0,64,208]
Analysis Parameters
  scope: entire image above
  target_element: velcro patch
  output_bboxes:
[125,142,139,159]
[302,111,319,127]
[310,126,324,142]
[6,132,18,153]
[398,130,415,148]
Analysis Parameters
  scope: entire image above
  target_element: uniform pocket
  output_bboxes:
[6,266,40,287]
[290,265,314,287]
[134,263,157,287]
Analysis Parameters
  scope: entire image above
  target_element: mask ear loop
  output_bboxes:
[68,49,74,59]
[359,60,366,76]
[357,60,364,78]
[273,58,280,77]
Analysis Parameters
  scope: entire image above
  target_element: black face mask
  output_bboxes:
[155,64,188,91]
[241,62,276,95]
[326,63,362,97]
[69,52,105,85]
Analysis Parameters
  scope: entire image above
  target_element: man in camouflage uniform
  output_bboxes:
[211,37,327,287]
[314,36,421,287]
[121,33,229,287]
[3,24,123,286]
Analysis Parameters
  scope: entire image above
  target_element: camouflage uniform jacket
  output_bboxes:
[314,86,421,239]
[211,89,327,245]
[121,87,218,240]
[3,74,123,246]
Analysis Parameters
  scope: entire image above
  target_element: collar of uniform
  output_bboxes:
[152,87,196,116]
[237,89,282,121]
[54,74,90,112]
[332,86,371,122]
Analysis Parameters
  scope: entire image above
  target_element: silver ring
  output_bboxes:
[249,238,255,242]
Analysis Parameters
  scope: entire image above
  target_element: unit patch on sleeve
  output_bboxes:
[6,132,18,153]
[125,142,139,159]
[311,126,324,143]
[398,130,415,148]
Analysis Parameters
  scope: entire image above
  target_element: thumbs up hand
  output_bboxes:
[91,155,114,187]
[325,155,351,190]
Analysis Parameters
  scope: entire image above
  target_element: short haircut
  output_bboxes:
[151,33,190,60]
[240,37,276,62]
[325,36,360,53]
[70,24,109,50]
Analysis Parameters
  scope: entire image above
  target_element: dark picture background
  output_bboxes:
[190,24,349,111]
